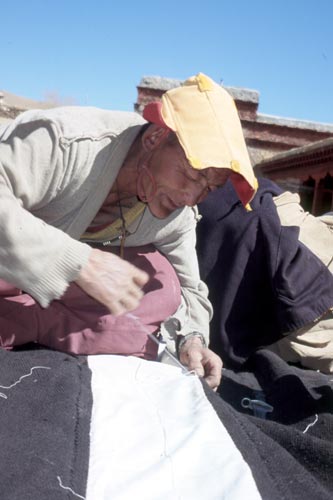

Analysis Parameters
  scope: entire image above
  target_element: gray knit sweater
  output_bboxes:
[0,106,212,347]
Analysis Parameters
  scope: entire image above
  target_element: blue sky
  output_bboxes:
[1,0,332,123]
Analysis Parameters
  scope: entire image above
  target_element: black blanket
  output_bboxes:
[0,348,91,500]
[0,347,332,499]
[208,349,333,500]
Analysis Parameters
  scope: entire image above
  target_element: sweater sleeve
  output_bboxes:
[0,117,92,307]
[155,207,213,346]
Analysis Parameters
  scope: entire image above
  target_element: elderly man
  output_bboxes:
[0,73,257,389]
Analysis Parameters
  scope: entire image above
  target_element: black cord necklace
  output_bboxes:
[116,181,147,258]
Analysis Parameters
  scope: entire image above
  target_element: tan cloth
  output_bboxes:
[268,191,333,372]
[269,309,333,374]
[274,191,333,271]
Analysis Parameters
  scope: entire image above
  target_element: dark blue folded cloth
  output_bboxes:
[197,178,333,367]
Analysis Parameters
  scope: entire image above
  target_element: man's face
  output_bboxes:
[142,140,230,219]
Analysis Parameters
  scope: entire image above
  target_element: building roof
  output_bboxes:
[257,137,333,172]
[254,113,333,133]
[137,76,333,134]
[0,89,56,124]
[0,89,53,111]
[137,76,260,104]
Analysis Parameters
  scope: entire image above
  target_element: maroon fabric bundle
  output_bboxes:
[0,245,181,360]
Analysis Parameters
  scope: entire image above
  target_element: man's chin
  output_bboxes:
[148,202,176,220]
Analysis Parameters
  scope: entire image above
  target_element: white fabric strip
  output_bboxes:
[86,356,261,500]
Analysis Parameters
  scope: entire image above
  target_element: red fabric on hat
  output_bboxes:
[230,171,257,208]
[143,101,169,129]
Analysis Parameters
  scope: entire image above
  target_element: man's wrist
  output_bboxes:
[177,332,207,355]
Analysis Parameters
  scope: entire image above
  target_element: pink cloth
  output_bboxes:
[0,245,181,360]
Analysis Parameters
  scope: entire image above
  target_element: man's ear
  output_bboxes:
[141,124,170,152]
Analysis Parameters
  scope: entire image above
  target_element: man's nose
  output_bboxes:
[191,188,211,206]
[198,174,208,190]
[197,174,218,193]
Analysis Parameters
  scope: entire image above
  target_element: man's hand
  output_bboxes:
[75,248,149,315]
[179,336,223,390]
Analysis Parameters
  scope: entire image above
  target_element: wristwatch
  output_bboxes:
[177,332,207,355]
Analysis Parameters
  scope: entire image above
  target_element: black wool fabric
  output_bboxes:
[197,178,333,368]
[204,349,333,500]
[0,348,92,500]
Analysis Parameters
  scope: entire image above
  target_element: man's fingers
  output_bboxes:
[180,348,205,377]
[108,300,127,316]
[116,292,143,315]
[201,356,223,390]
[203,375,219,391]
[179,341,223,389]
[128,286,145,302]
[203,368,222,390]
[133,269,149,287]
[101,288,144,316]
[125,259,149,287]
[188,360,205,378]
[75,248,149,315]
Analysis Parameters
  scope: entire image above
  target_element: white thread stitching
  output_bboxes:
[57,476,86,499]
[0,366,51,399]
[302,414,319,434]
